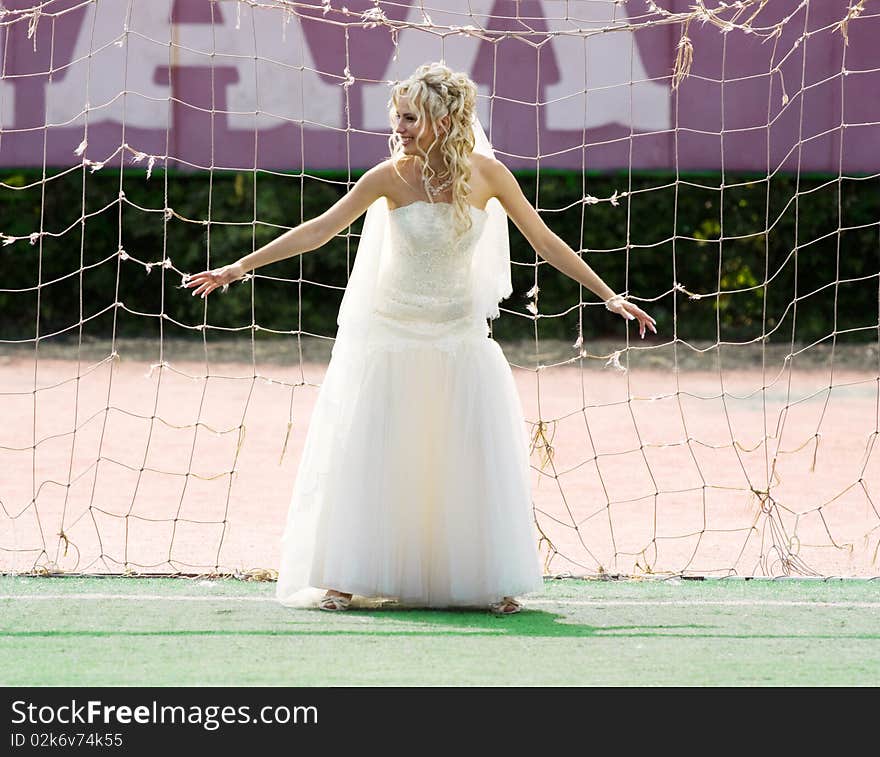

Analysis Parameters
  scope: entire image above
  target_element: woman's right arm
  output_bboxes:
[184,161,390,299]
[237,161,390,274]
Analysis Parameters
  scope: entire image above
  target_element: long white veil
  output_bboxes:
[275,112,513,609]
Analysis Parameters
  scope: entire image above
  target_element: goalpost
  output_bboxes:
[1,0,878,580]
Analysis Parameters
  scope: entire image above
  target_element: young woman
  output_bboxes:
[184,62,656,614]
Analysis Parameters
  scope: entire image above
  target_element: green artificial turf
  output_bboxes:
[1,575,877,686]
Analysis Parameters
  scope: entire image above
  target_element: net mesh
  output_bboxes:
[1,0,878,578]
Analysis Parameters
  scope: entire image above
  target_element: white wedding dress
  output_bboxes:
[275,200,545,609]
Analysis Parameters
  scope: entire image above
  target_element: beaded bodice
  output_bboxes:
[369,200,490,347]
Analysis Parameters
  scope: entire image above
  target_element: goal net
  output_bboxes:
[1,0,878,579]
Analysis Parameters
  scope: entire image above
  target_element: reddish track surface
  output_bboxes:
[2,346,878,578]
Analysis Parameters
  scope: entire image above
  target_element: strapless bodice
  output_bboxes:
[368,201,491,350]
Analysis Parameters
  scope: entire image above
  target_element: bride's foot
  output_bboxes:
[489,596,522,615]
[319,589,353,611]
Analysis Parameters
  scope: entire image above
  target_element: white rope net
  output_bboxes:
[1,0,878,579]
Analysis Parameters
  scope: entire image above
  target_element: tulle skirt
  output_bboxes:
[275,314,545,609]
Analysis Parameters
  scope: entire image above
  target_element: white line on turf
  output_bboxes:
[1,594,878,609]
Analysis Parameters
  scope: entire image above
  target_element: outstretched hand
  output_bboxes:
[605,296,657,339]
[182,263,246,299]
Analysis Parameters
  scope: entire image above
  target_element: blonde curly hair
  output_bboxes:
[386,61,478,238]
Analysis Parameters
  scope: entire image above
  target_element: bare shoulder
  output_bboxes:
[473,152,507,182]
[468,152,508,206]
[358,157,397,190]
[371,156,423,195]
[471,152,516,205]
[470,151,495,169]
[470,151,498,179]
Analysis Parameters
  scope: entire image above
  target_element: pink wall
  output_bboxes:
[0,0,876,174]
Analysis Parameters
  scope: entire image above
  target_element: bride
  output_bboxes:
[184,62,656,614]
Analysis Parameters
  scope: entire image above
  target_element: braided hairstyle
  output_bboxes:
[387,61,479,238]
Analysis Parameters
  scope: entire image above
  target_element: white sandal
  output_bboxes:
[319,592,352,611]
[489,597,522,615]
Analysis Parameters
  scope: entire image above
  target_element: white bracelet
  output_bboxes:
[604,293,626,312]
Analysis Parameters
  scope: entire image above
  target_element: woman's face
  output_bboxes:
[393,95,447,157]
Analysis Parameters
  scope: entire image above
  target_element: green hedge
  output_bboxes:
[1,167,877,345]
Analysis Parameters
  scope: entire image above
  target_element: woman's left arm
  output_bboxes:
[485,158,657,338]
